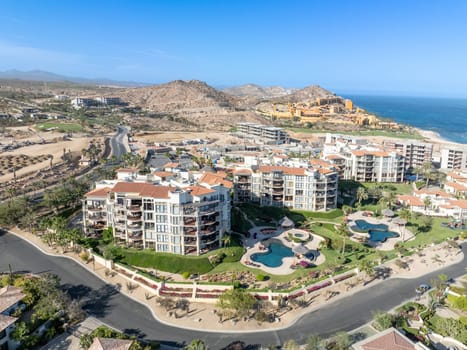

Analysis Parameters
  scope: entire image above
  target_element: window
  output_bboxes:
[143,202,154,211]
[171,216,179,225]
[172,206,180,215]
[156,244,169,252]
[157,234,169,242]
[155,203,167,213]
[155,215,167,223]
[144,212,153,221]
[156,225,167,233]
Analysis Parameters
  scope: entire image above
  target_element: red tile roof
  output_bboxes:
[258,165,306,176]
[85,187,111,198]
[111,182,173,199]
[199,172,233,189]
[361,329,416,350]
[397,195,424,207]
[444,181,467,192]
[233,168,252,175]
[153,171,173,178]
[187,185,215,197]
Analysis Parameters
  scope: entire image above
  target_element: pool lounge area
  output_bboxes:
[347,212,413,250]
[242,227,325,275]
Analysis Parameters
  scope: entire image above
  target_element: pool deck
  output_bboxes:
[347,212,415,251]
[241,226,326,275]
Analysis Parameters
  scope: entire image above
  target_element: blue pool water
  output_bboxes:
[251,241,294,268]
[353,219,399,243]
[354,220,388,231]
[369,230,399,242]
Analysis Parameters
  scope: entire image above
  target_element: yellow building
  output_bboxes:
[345,99,353,111]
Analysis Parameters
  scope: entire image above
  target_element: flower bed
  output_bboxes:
[333,273,356,283]
[114,267,133,278]
[159,290,192,298]
[306,280,332,293]
[134,276,158,290]
[254,294,269,300]
[196,293,220,299]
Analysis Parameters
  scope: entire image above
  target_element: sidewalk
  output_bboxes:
[8,227,465,333]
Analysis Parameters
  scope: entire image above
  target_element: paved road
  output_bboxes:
[110,126,129,161]
[0,231,465,349]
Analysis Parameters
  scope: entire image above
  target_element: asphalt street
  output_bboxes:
[0,231,465,349]
[110,126,129,161]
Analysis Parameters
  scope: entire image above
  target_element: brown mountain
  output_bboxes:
[114,80,266,130]
[275,84,333,103]
[223,84,297,99]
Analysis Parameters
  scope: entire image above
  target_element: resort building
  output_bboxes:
[236,122,290,144]
[83,174,231,255]
[95,96,124,106]
[71,97,98,109]
[383,140,433,172]
[353,327,430,350]
[323,134,405,183]
[440,146,467,170]
[0,286,25,350]
[233,164,338,211]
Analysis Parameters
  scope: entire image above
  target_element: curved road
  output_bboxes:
[110,126,130,161]
[0,231,465,349]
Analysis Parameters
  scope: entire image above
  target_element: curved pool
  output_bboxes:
[352,219,399,243]
[251,241,294,268]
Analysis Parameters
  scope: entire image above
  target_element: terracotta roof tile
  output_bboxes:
[258,165,306,176]
[187,185,216,196]
[444,181,467,191]
[85,187,111,198]
[361,329,416,350]
[111,182,173,199]
[153,171,174,178]
[233,168,252,175]
[199,172,233,189]
[397,195,424,207]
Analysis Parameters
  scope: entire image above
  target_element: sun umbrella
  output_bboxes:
[382,208,395,217]
[293,244,309,255]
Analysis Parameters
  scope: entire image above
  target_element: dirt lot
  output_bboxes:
[0,127,95,183]
[133,131,241,145]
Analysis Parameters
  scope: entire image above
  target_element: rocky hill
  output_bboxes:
[114,80,266,130]
[275,84,333,103]
[223,84,296,99]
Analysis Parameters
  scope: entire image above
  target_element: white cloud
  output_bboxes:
[0,40,83,67]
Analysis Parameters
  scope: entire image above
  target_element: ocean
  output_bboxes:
[343,95,467,144]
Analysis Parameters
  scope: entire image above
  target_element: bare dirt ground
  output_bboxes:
[0,126,94,183]
[134,131,241,145]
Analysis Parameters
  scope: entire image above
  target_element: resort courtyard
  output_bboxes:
[347,210,415,251]
[241,219,326,275]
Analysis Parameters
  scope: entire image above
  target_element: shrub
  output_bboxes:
[79,251,90,262]
[182,271,191,280]
[233,280,241,289]
[256,274,267,281]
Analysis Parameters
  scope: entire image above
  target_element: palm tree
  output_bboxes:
[356,187,368,206]
[336,222,351,255]
[221,233,232,247]
[185,339,208,350]
[358,259,375,285]
[48,154,54,169]
[398,208,412,241]
[423,197,431,213]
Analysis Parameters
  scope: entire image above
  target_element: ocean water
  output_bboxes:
[344,95,467,144]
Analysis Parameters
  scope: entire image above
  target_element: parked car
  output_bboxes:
[415,284,430,294]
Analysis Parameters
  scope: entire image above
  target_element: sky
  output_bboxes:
[1,0,467,97]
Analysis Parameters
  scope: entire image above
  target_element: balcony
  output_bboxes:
[184,228,197,236]
[200,228,217,236]
[127,215,142,221]
[87,206,105,212]
[184,218,197,226]
[127,205,142,212]
[201,219,218,226]
[236,178,251,183]
[127,224,142,231]
[184,238,197,245]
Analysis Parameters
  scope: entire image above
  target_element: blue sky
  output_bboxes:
[1,0,467,96]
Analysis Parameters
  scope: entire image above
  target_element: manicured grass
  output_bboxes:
[288,128,423,140]
[119,249,213,274]
[361,182,414,195]
[237,203,344,226]
[37,122,83,132]
[403,217,462,249]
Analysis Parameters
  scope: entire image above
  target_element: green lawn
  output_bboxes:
[403,217,462,248]
[288,128,423,140]
[37,122,83,132]
[361,182,414,195]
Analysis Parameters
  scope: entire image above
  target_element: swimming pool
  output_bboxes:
[251,241,294,268]
[352,219,399,243]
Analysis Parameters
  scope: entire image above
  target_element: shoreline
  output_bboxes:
[414,127,461,146]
